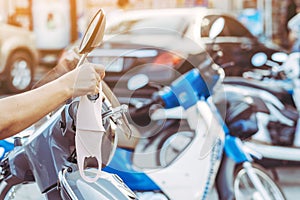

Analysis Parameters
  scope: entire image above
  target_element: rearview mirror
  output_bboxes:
[271,52,288,63]
[76,9,106,101]
[251,52,267,67]
[78,9,106,54]
[209,17,225,39]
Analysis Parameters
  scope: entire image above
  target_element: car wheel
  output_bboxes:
[5,51,34,93]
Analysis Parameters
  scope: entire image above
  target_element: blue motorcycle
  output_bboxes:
[103,61,285,199]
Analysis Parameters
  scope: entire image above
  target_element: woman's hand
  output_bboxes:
[0,60,105,139]
[59,62,106,98]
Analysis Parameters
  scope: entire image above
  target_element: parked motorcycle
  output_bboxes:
[103,56,285,199]
[208,17,300,170]
[223,51,300,170]
[0,9,136,199]
[243,51,299,110]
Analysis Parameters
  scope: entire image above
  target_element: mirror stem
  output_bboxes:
[76,54,88,68]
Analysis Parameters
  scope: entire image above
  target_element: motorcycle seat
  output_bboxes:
[223,77,295,106]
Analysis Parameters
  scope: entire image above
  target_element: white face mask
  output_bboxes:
[76,83,105,183]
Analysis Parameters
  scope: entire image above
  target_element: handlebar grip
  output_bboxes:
[130,94,164,125]
[136,93,164,112]
[132,99,155,117]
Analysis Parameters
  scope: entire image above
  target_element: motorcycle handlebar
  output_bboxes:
[130,93,165,120]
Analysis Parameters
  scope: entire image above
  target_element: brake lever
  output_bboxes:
[102,105,132,138]
[102,105,128,121]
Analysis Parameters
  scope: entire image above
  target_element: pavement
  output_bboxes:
[276,167,300,200]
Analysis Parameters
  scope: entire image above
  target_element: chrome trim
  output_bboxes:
[223,85,285,110]
[265,102,294,126]
[242,162,273,200]
[58,170,79,200]
[245,141,300,161]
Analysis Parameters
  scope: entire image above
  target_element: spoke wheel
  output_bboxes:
[234,164,286,200]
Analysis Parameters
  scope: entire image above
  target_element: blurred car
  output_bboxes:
[87,7,280,103]
[0,22,38,93]
[88,7,280,83]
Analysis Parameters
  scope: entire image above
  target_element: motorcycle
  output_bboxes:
[0,9,136,199]
[208,18,300,170]
[223,51,300,171]
[243,51,299,111]
[103,55,285,199]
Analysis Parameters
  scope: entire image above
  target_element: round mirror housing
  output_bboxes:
[251,52,267,67]
[209,17,225,39]
[78,9,106,54]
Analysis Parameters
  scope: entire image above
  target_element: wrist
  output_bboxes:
[56,73,74,99]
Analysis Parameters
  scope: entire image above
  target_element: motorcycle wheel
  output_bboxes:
[233,164,286,200]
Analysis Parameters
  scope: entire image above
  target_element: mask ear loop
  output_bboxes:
[76,83,105,183]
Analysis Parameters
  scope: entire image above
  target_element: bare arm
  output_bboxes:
[32,48,80,89]
[0,63,105,139]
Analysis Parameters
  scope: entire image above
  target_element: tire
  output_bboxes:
[233,164,286,200]
[5,51,34,93]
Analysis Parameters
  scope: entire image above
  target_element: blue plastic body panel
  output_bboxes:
[224,135,250,163]
[0,140,14,160]
[159,87,180,109]
[103,148,160,191]
[160,69,210,109]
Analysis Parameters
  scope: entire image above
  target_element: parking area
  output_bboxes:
[278,167,300,199]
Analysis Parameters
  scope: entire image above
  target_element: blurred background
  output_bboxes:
[1,0,300,199]
[0,0,299,64]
